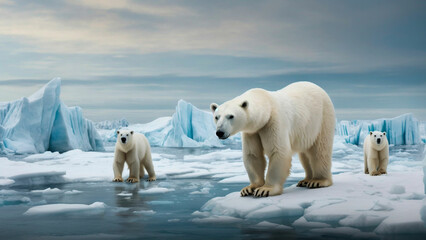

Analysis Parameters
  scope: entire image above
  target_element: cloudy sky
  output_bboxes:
[0,0,425,123]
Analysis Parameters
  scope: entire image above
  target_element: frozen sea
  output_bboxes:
[0,138,425,239]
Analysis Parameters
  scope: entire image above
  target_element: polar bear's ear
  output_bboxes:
[383,132,386,136]
[241,101,248,109]
[130,131,134,135]
[117,130,120,135]
[370,131,373,135]
[210,103,218,113]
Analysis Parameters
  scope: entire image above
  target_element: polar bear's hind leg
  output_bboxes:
[297,152,313,187]
[305,123,333,188]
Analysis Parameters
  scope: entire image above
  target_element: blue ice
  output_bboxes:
[0,78,104,154]
[336,114,421,146]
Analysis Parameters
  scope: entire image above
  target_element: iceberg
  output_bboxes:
[0,78,104,154]
[100,100,239,148]
[336,114,421,146]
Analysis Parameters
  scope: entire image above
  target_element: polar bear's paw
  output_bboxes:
[297,179,309,187]
[253,186,282,197]
[370,171,381,176]
[126,177,139,183]
[306,179,332,188]
[113,177,123,182]
[379,169,387,174]
[147,176,156,182]
[240,185,256,196]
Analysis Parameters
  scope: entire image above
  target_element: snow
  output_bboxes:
[196,171,425,236]
[389,185,406,194]
[336,113,421,146]
[23,202,106,216]
[0,78,104,155]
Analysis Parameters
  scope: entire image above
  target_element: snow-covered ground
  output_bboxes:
[0,135,424,238]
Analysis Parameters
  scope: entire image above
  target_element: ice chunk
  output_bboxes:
[117,191,133,197]
[23,202,106,216]
[31,188,63,195]
[374,201,426,234]
[192,215,243,224]
[0,78,104,154]
[138,187,175,195]
[339,214,386,228]
[0,178,14,186]
[190,187,210,195]
[292,217,331,228]
[252,221,292,230]
[336,114,421,145]
[64,190,82,195]
[11,171,66,186]
[133,210,156,215]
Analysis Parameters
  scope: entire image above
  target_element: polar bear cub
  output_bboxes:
[113,130,156,183]
[364,131,389,176]
[211,81,335,197]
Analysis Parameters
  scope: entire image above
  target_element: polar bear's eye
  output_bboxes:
[374,135,376,137]
[215,116,219,120]
[228,115,234,119]
[126,134,129,136]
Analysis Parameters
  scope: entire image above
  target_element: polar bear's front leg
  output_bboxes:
[254,152,291,197]
[241,133,266,196]
[378,149,389,174]
[126,151,140,183]
[113,151,125,182]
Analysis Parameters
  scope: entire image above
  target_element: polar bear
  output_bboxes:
[113,130,156,183]
[210,81,335,197]
[364,131,389,176]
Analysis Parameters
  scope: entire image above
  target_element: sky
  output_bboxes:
[0,0,425,123]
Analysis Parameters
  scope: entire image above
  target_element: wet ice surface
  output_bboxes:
[0,139,425,239]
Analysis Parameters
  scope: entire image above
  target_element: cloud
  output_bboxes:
[0,0,424,76]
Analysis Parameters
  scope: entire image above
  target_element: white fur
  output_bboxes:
[211,81,335,197]
[113,130,156,183]
[364,131,389,176]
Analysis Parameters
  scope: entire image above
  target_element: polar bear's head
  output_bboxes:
[369,131,387,149]
[210,100,249,139]
[116,130,134,145]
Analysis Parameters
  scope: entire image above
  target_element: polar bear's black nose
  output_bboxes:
[216,131,224,138]
[121,137,126,143]
[377,138,381,144]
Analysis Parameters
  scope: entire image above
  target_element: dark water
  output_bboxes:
[0,178,306,240]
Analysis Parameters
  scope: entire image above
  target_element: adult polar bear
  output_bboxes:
[211,82,335,197]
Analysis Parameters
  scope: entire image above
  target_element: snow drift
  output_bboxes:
[0,78,104,154]
[336,114,421,146]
